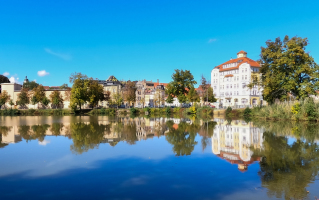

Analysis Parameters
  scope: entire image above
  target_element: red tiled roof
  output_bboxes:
[154,83,168,88]
[237,50,247,54]
[215,57,261,72]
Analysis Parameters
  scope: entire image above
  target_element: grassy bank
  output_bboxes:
[0,109,74,116]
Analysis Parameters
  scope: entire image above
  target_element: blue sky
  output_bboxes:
[1,0,319,86]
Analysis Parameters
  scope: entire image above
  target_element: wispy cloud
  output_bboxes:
[38,70,49,77]
[44,48,72,60]
[3,72,9,76]
[208,38,217,43]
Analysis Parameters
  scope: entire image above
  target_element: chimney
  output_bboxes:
[157,79,159,83]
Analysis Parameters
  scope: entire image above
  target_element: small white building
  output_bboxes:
[211,51,265,108]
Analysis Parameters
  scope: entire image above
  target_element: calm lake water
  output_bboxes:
[0,116,319,200]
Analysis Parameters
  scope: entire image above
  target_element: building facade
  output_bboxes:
[211,51,264,107]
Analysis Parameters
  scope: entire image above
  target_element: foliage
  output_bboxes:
[122,81,136,107]
[32,85,46,108]
[165,107,171,115]
[189,106,197,115]
[0,90,10,108]
[225,106,232,115]
[9,99,14,109]
[49,90,64,109]
[23,81,39,90]
[17,88,30,108]
[187,86,200,104]
[258,36,319,104]
[165,69,197,104]
[0,75,10,84]
[110,92,123,108]
[206,87,217,103]
[42,96,50,107]
[59,83,69,89]
[252,98,319,121]
[69,72,89,111]
[87,79,105,108]
[243,107,252,116]
[130,107,138,115]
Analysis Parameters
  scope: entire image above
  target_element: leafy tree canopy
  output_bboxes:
[165,69,197,104]
[23,81,39,90]
[259,36,319,104]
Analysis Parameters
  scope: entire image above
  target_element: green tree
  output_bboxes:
[0,90,10,109]
[111,92,123,108]
[122,81,136,108]
[165,69,197,105]
[17,88,30,108]
[87,80,105,108]
[0,75,10,84]
[42,96,50,108]
[187,86,200,105]
[31,85,46,109]
[258,36,319,104]
[207,87,217,103]
[9,99,14,109]
[69,72,89,111]
[23,81,39,90]
[49,90,63,109]
[59,83,69,90]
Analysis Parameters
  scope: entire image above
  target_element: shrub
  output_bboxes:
[130,107,138,115]
[165,107,171,115]
[225,107,232,115]
[243,107,252,116]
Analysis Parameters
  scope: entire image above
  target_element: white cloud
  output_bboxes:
[3,72,9,76]
[44,48,72,60]
[9,76,19,83]
[208,38,217,43]
[37,70,49,77]
[39,140,50,146]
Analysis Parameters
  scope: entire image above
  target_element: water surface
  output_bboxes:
[0,116,319,200]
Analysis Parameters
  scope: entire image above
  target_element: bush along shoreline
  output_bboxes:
[0,108,74,116]
[223,98,319,121]
[0,105,215,117]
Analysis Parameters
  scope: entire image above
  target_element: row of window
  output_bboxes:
[213,68,260,77]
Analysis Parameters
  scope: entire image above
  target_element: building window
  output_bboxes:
[245,75,247,80]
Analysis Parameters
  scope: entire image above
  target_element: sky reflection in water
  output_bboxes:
[0,116,319,200]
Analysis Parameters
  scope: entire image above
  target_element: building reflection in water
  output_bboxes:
[211,118,264,171]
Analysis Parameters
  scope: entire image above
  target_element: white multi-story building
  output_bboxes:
[211,51,264,107]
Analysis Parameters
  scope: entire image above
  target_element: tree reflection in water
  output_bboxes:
[252,121,319,200]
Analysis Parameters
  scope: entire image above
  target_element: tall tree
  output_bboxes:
[87,80,105,108]
[258,36,319,104]
[17,88,30,108]
[111,92,123,109]
[23,81,39,90]
[187,86,200,105]
[0,75,10,84]
[165,69,197,105]
[200,75,209,103]
[49,91,64,109]
[59,83,69,90]
[32,85,46,109]
[0,90,10,109]
[69,72,89,111]
[122,81,136,108]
